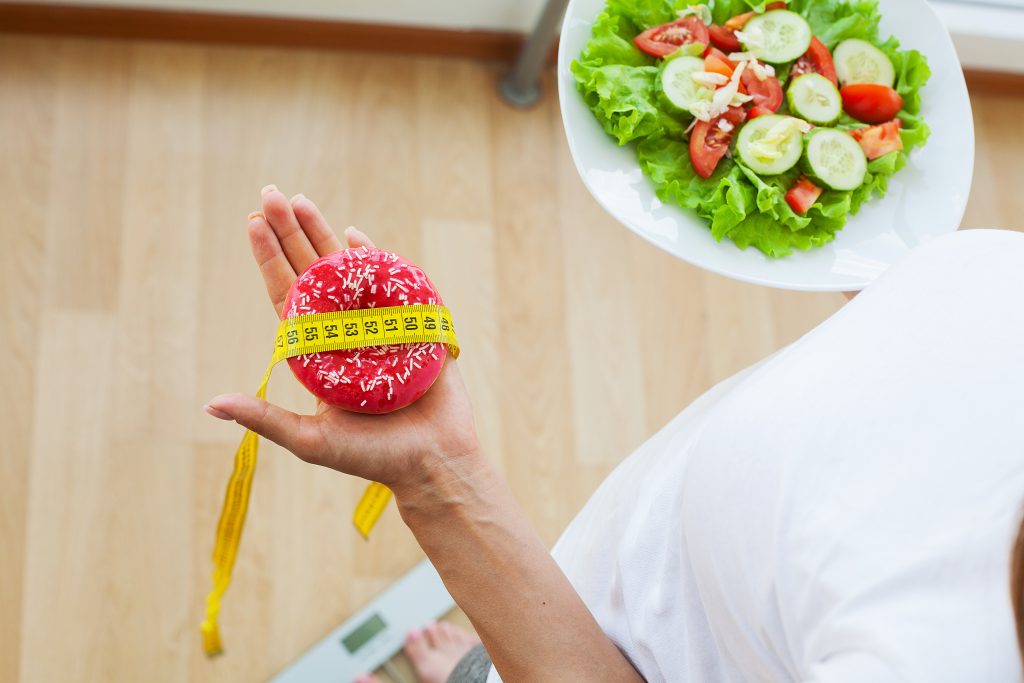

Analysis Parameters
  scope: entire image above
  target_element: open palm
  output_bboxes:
[205,186,480,492]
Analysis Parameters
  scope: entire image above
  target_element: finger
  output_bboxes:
[204,404,232,420]
[261,184,319,273]
[291,194,344,257]
[247,212,296,318]
[344,226,376,249]
[206,393,323,462]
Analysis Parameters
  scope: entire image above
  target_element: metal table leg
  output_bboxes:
[498,0,571,107]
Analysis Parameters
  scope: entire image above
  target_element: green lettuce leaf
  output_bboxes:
[572,62,684,143]
[710,0,763,23]
[606,0,684,28]
[578,6,650,67]
[790,0,881,48]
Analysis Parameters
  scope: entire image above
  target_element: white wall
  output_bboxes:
[28,0,549,32]
[932,1,1024,72]
[20,0,1024,71]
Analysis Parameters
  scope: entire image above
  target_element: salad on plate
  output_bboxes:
[572,0,932,257]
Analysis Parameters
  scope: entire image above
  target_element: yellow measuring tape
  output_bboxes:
[201,304,459,656]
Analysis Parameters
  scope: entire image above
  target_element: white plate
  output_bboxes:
[558,0,974,291]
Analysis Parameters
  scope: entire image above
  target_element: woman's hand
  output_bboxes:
[206,187,643,682]
[204,185,481,496]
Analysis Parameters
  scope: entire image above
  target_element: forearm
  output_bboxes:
[395,453,642,683]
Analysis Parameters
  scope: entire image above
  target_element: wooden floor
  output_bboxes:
[1,34,1021,683]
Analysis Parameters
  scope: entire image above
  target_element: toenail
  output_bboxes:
[261,184,277,195]
[407,627,423,641]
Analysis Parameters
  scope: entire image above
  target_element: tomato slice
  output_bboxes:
[634,17,710,58]
[790,36,838,87]
[785,176,823,215]
[740,68,783,112]
[840,84,903,124]
[850,119,904,160]
[747,105,775,120]
[724,2,788,30]
[706,47,737,66]
[704,47,737,77]
[708,24,742,53]
[690,106,747,179]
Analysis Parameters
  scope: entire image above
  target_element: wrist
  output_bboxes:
[393,445,495,519]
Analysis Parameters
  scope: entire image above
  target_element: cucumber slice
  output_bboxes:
[740,10,812,64]
[833,39,896,87]
[802,128,867,190]
[786,73,842,125]
[658,56,712,116]
[735,114,807,176]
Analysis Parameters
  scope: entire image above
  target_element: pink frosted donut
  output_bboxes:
[281,247,447,414]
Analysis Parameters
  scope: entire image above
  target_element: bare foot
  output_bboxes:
[405,622,482,683]
[352,623,481,683]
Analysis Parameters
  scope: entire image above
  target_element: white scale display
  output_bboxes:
[271,560,455,683]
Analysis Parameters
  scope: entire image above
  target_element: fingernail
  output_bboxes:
[261,184,277,196]
[204,404,233,421]
[247,211,264,221]
[290,193,306,204]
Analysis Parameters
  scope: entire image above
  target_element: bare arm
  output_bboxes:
[206,187,642,683]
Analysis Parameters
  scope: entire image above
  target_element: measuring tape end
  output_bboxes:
[201,620,225,657]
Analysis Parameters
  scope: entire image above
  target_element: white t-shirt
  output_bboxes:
[487,229,1024,683]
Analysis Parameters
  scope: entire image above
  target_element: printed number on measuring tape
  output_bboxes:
[201,304,459,656]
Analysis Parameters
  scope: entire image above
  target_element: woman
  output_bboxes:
[206,186,1024,682]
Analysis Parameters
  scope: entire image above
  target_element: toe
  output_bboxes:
[453,624,481,646]
[437,622,457,644]
[261,185,318,272]
[403,627,430,665]
[354,674,382,683]
[291,194,343,257]
[423,622,445,648]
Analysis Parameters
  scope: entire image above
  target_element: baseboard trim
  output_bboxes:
[963,68,1024,97]
[0,3,527,60]
[2,3,1022,93]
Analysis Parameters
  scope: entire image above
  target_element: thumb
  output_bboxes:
[205,393,320,462]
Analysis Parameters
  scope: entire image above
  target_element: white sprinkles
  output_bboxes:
[283,246,445,409]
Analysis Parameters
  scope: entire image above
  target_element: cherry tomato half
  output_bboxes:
[785,176,823,215]
[850,119,904,159]
[704,47,737,77]
[708,24,742,53]
[690,106,747,179]
[634,17,709,58]
[840,84,904,124]
[790,36,838,87]
[741,68,783,112]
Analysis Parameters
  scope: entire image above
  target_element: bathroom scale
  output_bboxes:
[271,559,455,683]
